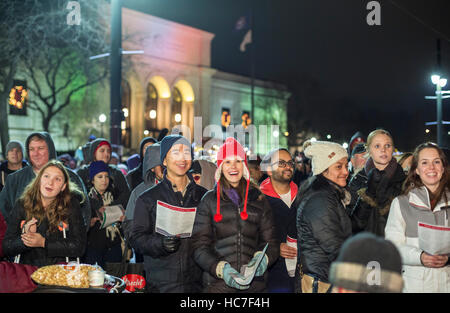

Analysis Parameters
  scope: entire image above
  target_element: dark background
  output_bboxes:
[123,0,450,152]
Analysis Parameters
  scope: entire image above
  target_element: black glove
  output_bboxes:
[161,236,181,253]
[366,168,383,198]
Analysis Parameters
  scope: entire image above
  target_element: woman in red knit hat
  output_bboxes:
[192,137,279,292]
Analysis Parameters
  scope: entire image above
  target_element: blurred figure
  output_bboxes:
[329,232,403,293]
[110,152,120,166]
[126,137,157,190]
[292,151,311,188]
[347,131,366,156]
[397,152,413,174]
[1,140,27,192]
[248,156,266,185]
[349,143,367,177]
[385,142,450,292]
[126,154,140,172]
[190,159,217,191]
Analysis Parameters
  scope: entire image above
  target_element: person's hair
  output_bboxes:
[260,148,291,172]
[398,152,413,167]
[366,129,394,155]
[19,160,83,233]
[402,142,450,209]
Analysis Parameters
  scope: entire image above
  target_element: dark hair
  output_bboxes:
[402,142,450,209]
[398,152,413,167]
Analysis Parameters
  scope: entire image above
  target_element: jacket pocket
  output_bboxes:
[402,266,424,293]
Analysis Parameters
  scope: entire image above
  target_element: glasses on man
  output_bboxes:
[271,160,295,168]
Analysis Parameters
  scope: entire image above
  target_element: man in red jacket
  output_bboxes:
[260,148,300,293]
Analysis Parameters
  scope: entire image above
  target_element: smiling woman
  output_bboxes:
[385,142,450,292]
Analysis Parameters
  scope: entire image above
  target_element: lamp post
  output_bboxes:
[431,75,448,146]
[99,114,107,138]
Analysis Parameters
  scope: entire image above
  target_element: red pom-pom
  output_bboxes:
[240,211,248,220]
[214,213,223,222]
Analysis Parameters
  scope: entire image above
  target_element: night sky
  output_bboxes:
[123,0,450,152]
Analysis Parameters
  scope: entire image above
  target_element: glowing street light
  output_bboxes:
[99,114,107,137]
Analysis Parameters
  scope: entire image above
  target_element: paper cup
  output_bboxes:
[88,268,105,288]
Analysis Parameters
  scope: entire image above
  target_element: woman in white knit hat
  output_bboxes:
[296,139,353,293]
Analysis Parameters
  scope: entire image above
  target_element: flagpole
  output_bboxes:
[250,8,255,126]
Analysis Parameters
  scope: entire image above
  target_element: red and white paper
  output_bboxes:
[418,222,450,255]
[285,236,297,277]
[155,200,197,238]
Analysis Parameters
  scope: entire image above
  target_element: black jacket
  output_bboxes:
[126,137,157,191]
[350,162,406,236]
[296,175,352,283]
[2,196,86,267]
[192,185,279,293]
[131,174,207,293]
[0,160,28,192]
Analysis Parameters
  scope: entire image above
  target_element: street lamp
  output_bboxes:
[431,74,447,146]
[99,114,107,138]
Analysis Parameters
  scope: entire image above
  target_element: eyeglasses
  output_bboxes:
[271,160,295,168]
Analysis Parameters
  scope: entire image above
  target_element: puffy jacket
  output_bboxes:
[2,196,86,267]
[296,175,352,283]
[385,187,450,293]
[192,185,279,293]
[350,159,405,236]
[260,177,299,292]
[0,211,6,259]
[131,174,207,293]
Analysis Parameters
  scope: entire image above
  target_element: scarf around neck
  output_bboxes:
[364,156,398,180]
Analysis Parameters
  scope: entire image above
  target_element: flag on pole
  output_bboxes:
[234,14,252,52]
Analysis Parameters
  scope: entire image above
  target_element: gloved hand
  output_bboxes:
[161,236,181,253]
[246,251,268,277]
[366,168,383,198]
[221,263,250,290]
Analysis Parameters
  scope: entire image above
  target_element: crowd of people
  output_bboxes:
[0,128,449,293]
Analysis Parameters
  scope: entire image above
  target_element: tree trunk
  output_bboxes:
[0,90,11,155]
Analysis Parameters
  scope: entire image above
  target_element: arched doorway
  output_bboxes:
[144,82,159,139]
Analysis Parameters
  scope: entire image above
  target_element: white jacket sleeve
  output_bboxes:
[385,197,422,266]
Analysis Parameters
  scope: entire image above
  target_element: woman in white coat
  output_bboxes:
[385,142,450,292]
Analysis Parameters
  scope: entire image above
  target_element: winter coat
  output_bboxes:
[76,138,131,211]
[2,196,86,267]
[126,137,157,190]
[350,158,406,236]
[385,187,450,293]
[260,177,300,292]
[0,132,90,229]
[347,167,368,214]
[123,143,161,247]
[131,174,207,293]
[0,160,28,192]
[296,174,352,283]
[192,184,279,293]
[0,211,6,259]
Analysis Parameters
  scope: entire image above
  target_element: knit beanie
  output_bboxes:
[214,137,250,222]
[303,140,348,176]
[329,232,403,293]
[160,135,192,164]
[89,160,110,180]
[5,140,24,157]
[126,154,140,171]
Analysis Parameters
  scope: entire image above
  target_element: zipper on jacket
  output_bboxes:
[237,204,242,270]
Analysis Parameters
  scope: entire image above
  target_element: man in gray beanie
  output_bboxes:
[0,140,27,192]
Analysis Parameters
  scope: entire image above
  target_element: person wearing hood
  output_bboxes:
[1,140,28,192]
[131,135,207,292]
[190,159,217,191]
[296,139,352,293]
[349,129,406,236]
[260,148,301,293]
[0,132,90,230]
[126,137,157,190]
[192,137,279,293]
[76,138,131,212]
[123,143,163,252]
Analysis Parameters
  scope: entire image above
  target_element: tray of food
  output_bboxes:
[31,263,125,293]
